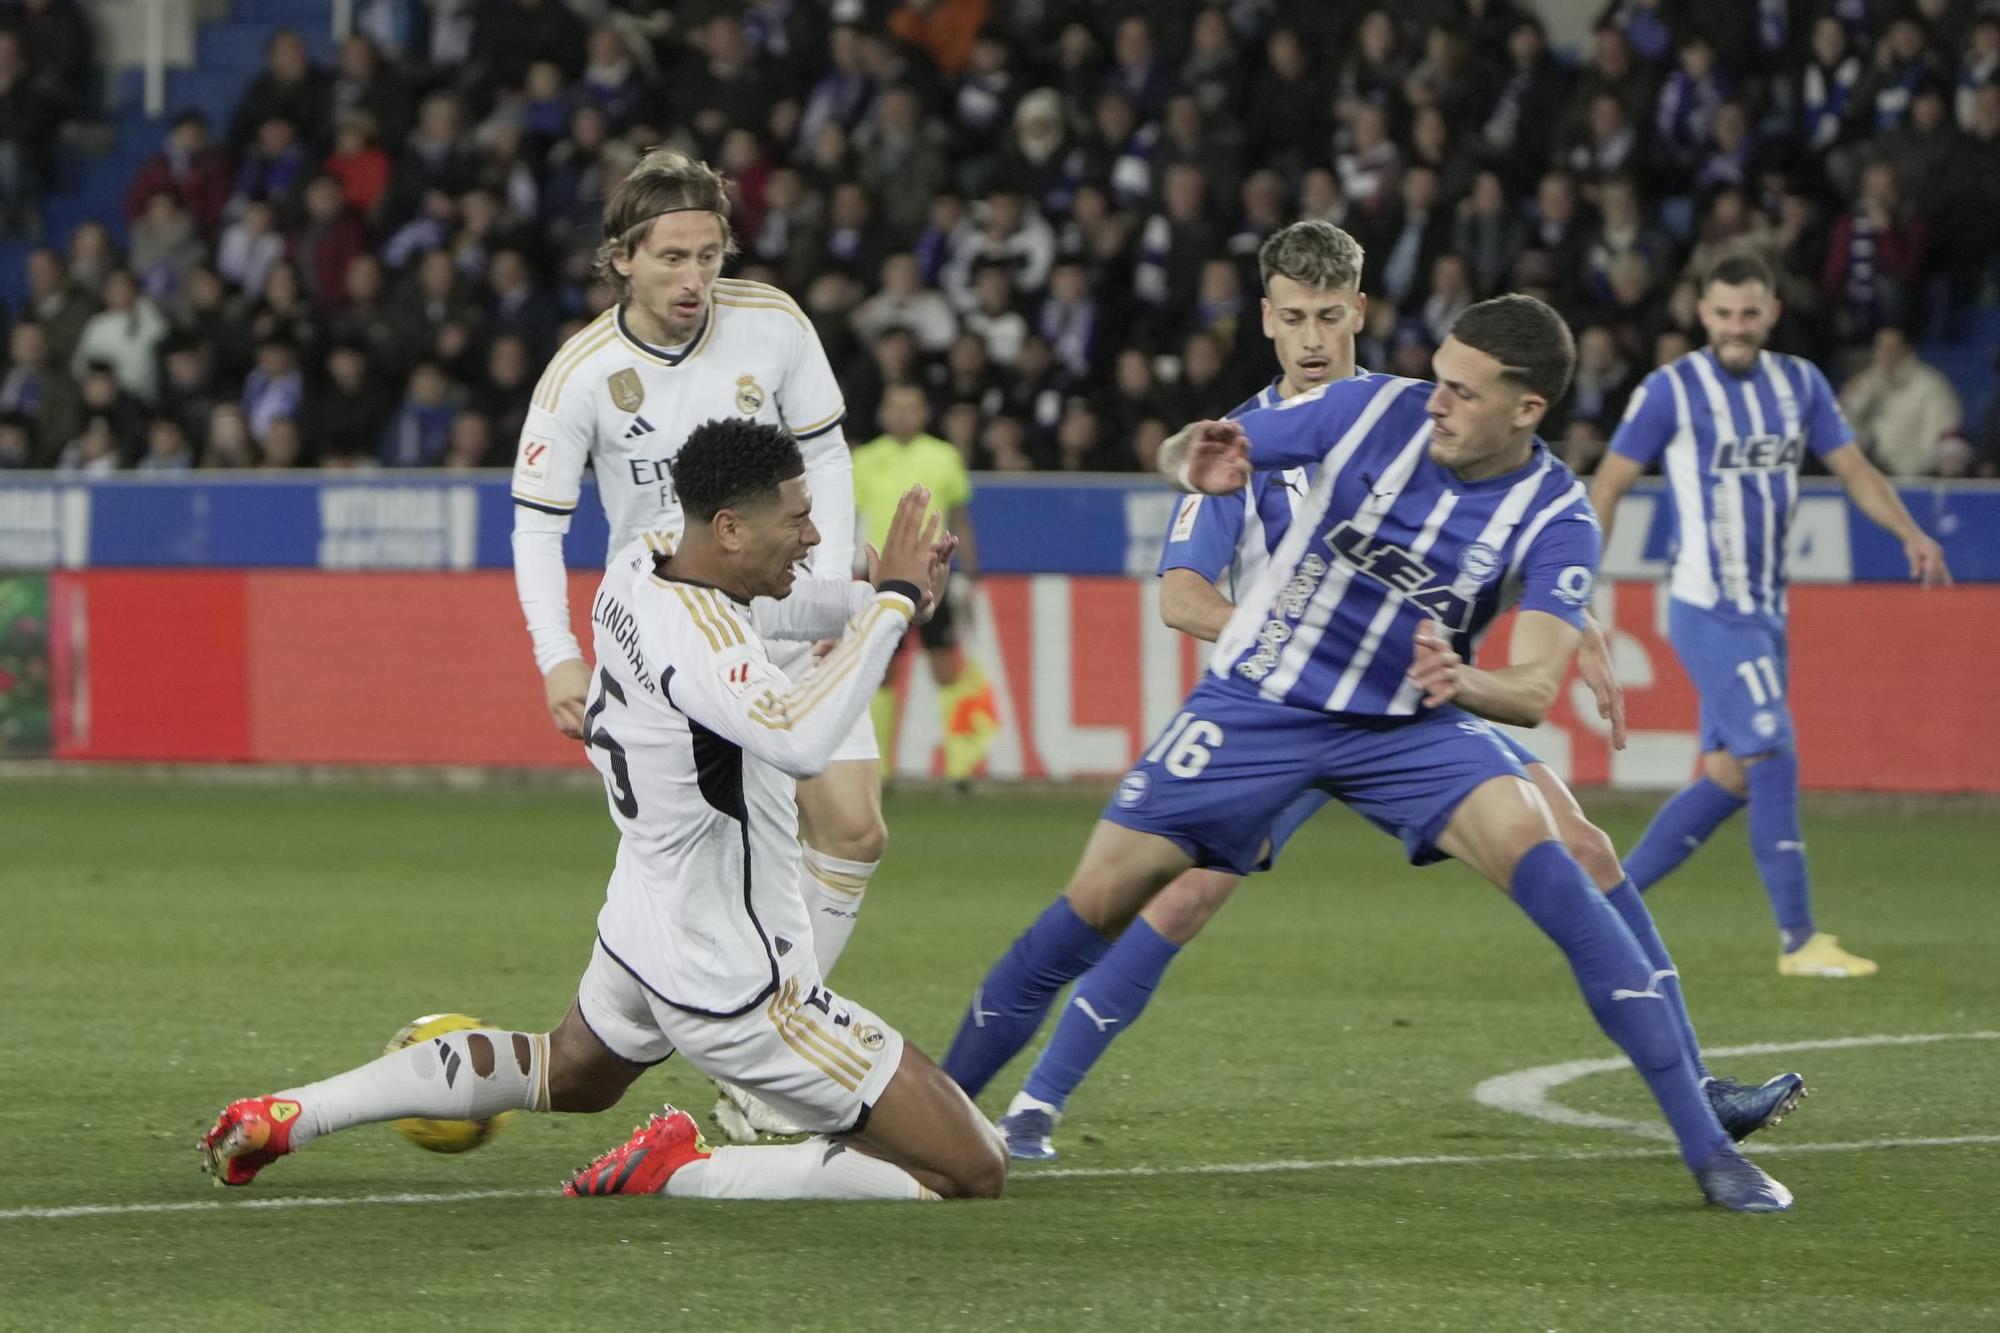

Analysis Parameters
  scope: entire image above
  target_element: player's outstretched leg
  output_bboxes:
[569,1044,1006,1201]
[1622,769,1746,893]
[998,867,1237,1160]
[941,821,1191,1099]
[198,1003,642,1186]
[1440,777,1789,1211]
[1534,763,1810,1140]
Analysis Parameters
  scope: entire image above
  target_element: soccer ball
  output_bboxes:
[384,1012,515,1153]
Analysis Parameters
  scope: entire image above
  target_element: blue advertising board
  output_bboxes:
[0,473,1994,582]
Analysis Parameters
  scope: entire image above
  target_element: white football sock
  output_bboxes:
[799,844,878,976]
[278,1030,549,1146]
[664,1138,937,1201]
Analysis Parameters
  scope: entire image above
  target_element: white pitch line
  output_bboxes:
[1473,1030,2000,1141]
[4,1133,1996,1222]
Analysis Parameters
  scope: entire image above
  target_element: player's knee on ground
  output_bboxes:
[933,1124,1008,1199]
[1702,749,1752,797]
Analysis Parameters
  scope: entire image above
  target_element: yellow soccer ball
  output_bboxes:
[384,1012,515,1154]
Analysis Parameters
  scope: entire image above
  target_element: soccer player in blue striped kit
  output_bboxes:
[943,293,1793,1211]
[1591,252,1952,978]
[993,223,1799,1165]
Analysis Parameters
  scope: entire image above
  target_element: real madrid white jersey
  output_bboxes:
[512,279,849,559]
[585,535,913,1016]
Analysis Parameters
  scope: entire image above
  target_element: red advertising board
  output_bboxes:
[45,572,2000,792]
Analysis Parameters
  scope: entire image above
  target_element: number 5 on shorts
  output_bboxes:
[1144,710,1226,778]
[1734,655,1783,706]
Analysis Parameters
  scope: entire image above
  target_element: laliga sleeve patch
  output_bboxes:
[516,437,553,486]
[1170,495,1204,542]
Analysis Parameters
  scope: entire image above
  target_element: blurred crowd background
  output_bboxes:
[1,0,1997,480]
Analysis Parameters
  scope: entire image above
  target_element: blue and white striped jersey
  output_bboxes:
[1608,348,1853,621]
[1210,375,1601,717]
[1157,372,1361,597]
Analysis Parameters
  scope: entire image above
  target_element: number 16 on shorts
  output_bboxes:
[1144,711,1227,778]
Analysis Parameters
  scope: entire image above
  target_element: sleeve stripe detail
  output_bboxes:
[712,296,810,329]
[766,985,867,1088]
[671,586,728,654]
[512,494,578,515]
[748,605,886,729]
[694,588,747,647]
[874,594,915,620]
[791,408,847,440]
[533,321,617,411]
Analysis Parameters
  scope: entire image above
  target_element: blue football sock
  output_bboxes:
[1746,751,1815,950]
[1511,842,1729,1170]
[1605,880,1709,1082]
[1022,917,1182,1112]
[1624,776,1745,893]
[940,897,1112,1098]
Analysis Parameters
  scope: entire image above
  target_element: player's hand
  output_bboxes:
[1406,619,1463,709]
[1576,622,1628,752]
[811,637,838,660]
[543,657,591,739]
[918,533,960,626]
[1181,419,1252,496]
[875,484,943,606]
[1906,533,1952,588]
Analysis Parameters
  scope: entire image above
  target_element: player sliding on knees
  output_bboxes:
[943,295,1794,1212]
[202,421,1006,1203]
[995,223,1803,1162]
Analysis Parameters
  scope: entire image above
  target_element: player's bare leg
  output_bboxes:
[941,822,1192,1098]
[1438,775,1789,1211]
[198,1001,645,1186]
[842,1044,1008,1198]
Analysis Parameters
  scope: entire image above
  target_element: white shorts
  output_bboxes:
[771,641,880,765]
[576,938,905,1134]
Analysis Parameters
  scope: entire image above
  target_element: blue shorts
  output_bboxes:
[1104,676,1531,876]
[1668,599,1794,757]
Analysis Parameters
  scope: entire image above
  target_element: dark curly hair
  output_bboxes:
[668,418,804,524]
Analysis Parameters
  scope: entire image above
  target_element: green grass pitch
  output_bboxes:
[2,777,1996,1330]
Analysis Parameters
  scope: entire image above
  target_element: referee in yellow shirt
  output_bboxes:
[852,383,996,781]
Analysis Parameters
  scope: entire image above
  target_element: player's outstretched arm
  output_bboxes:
[1407,612,1581,729]
[1586,453,1644,548]
[1821,443,1953,588]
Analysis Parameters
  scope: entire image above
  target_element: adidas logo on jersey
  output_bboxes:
[624,415,657,439]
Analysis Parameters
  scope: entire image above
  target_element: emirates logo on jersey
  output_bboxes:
[735,373,766,414]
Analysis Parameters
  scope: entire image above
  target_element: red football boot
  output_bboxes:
[197,1096,305,1187]
[565,1105,713,1197]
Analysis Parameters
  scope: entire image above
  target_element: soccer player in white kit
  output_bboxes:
[510,150,886,1137]
[199,420,1006,1202]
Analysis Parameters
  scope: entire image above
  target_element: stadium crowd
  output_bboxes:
[2,0,1999,478]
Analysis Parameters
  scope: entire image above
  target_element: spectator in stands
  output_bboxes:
[1823,160,1928,343]
[296,176,367,312]
[379,360,455,467]
[1480,18,1571,195]
[0,29,52,236]
[948,188,1055,308]
[0,321,78,465]
[201,403,254,469]
[323,112,391,222]
[156,336,219,451]
[852,252,958,355]
[1838,326,1963,476]
[1131,163,1216,321]
[1000,333,1065,439]
[1245,27,1326,173]
[126,110,233,238]
[0,412,31,469]
[259,416,303,469]
[391,94,479,223]
[1656,35,1731,185]
[1853,16,1941,140]
[1420,254,1475,346]
[65,220,115,297]
[1959,16,2000,130]
[71,269,168,405]
[22,249,92,367]
[1039,259,1099,381]
[1454,170,1524,299]
[1371,165,1449,310]
[1797,15,1864,158]
[231,30,328,154]
[137,416,194,473]
[327,254,394,356]
[303,342,380,464]
[1939,84,2000,309]
[333,34,412,152]
[217,200,286,298]
[856,85,949,240]
[964,261,1028,367]
[242,336,303,447]
[444,409,495,470]
[473,0,585,102]
[130,192,205,306]
[1554,323,1640,439]
[55,414,119,475]
[472,333,532,448]
[388,248,479,367]
[1053,396,1125,471]
[1521,170,1591,306]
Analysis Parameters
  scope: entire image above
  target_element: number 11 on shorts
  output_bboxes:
[1734,655,1783,706]
[1145,711,1226,778]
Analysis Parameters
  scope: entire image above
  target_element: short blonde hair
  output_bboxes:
[593,149,738,300]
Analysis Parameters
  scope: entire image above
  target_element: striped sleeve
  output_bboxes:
[651,579,913,781]
[512,318,610,515]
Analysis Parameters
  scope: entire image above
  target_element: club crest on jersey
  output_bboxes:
[1456,542,1500,583]
[735,373,766,415]
[1714,434,1803,472]
[608,367,645,413]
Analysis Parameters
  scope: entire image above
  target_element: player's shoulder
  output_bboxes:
[711,277,811,329]
[1763,349,1833,395]
[640,571,756,659]
[1264,370,1423,417]
[531,308,620,414]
